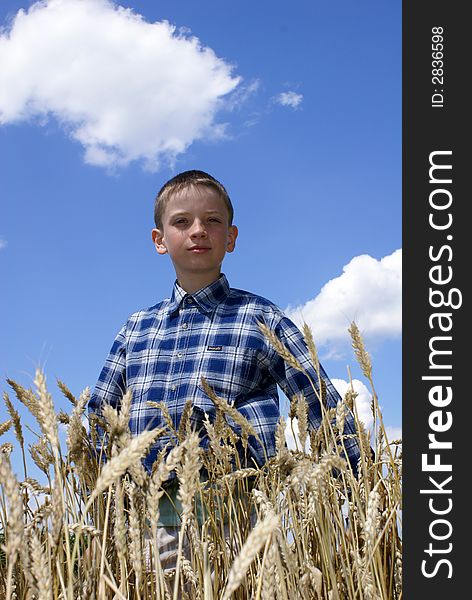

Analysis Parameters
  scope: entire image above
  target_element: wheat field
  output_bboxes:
[0,323,402,599]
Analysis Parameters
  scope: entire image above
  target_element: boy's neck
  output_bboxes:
[176,271,222,295]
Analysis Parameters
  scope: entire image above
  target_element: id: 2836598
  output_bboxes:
[431,26,444,108]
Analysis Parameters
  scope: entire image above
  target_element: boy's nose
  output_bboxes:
[190,219,207,237]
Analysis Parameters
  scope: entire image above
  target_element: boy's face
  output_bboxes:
[152,185,238,289]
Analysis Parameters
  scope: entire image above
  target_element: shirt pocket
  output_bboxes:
[195,346,259,409]
[128,385,166,436]
[126,342,169,400]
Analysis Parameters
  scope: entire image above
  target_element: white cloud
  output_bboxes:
[331,378,374,429]
[285,417,311,452]
[0,0,241,170]
[226,79,260,111]
[385,426,402,442]
[0,237,7,249]
[285,249,402,347]
[282,378,400,455]
[276,91,303,109]
[283,378,373,451]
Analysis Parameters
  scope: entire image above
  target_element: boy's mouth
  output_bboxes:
[188,246,211,253]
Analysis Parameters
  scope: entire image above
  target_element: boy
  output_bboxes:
[88,170,360,525]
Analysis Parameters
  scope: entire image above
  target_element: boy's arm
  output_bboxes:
[265,315,361,476]
[88,325,127,451]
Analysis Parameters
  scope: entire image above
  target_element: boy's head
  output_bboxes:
[151,170,238,292]
[153,170,234,230]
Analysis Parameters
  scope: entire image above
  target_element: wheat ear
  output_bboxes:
[258,321,304,372]
[0,452,24,563]
[348,322,372,380]
[200,377,258,444]
[89,427,165,502]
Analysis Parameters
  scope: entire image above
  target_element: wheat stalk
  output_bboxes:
[30,532,52,600]
[128,482,144,588]
[147,444,184,525]
[177,432,202,522]
[33,369,60,456]
[89,427,165,502]
[1,331,402,600]
[29,436,54,475]
[147,400,178,436]
[222,511,279,600]
[302,322,321,373]
[296,393,309,451]
[6,378,42,422]
[177,398,194,442]
[261,535,278,600]
[200,376,258,447]
[257,321,304,372]
[0,454,24,561]
[0,419,12,436]
[56,379,77,406]
[348,322,372,380]
[0,452,24,600]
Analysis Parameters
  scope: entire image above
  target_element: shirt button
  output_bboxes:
[186,297,193,304]
[171,384,177,391]
[177,352,183,358]
[182,323,188,330]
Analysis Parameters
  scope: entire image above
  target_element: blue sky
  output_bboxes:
[0,0,401,473]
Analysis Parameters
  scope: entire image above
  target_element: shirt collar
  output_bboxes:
[167,273,231,315]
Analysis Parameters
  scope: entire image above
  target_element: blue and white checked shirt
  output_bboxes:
[88,274,360,474]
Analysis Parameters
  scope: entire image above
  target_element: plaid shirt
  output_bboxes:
[88,274,360,474]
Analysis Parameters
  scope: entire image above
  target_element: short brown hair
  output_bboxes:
[154,170,234,229]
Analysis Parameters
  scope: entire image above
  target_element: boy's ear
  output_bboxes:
[226,225,238,253]
[152,228,168,255]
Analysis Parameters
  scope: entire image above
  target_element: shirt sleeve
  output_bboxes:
[265,314,361,476]
[88,324,127,443]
